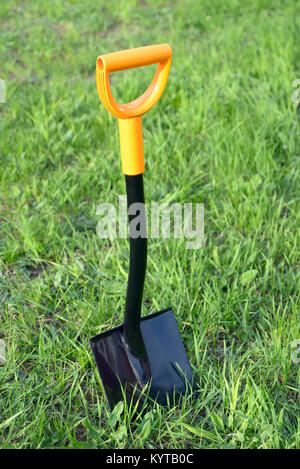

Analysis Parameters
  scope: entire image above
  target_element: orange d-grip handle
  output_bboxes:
[96,43,172,119]
[96,44,172,175]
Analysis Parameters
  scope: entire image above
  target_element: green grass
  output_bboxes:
[0,0,299,449]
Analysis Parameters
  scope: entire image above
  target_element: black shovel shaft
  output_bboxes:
[124,174,147,357]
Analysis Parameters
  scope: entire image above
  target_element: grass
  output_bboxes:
[0,0,299,449]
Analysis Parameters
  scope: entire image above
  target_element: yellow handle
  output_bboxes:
[96,44,172,119]
[96,44,172,175]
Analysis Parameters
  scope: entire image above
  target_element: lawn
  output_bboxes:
[0,0,299,449]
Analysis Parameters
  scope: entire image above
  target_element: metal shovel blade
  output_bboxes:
[90,308,196,409]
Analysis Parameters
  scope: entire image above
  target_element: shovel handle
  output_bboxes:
[96,44,172,119]
[96,44,172,175]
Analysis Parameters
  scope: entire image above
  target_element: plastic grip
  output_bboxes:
[96,44,172,119]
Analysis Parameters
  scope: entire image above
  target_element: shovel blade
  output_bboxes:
[90,308,196,409]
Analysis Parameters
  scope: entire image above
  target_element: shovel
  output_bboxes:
[90,44,196,409]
